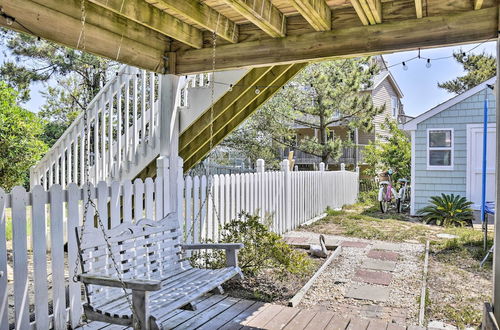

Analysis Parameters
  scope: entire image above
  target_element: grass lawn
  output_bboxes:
[299,203,493,329]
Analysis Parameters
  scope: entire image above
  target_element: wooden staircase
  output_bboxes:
[30,63,305,189]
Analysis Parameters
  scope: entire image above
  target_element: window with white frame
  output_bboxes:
[427,129,453,169]
[391,96,398,118]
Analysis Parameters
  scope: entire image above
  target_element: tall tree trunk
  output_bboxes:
[319,107,329,167]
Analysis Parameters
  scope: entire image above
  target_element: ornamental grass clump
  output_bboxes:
[418,194,474,227]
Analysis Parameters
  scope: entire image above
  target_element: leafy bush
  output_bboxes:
[418,194,474,227]
[193,212,312,277]
[362,119,411,183]
[358,189,378,204]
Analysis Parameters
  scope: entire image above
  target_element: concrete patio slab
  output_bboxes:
[354,269,393,286]
[362,259,397,272]
[367,249,399,261]
[341,241,370,248]
[372,242,402,251]
[345,284,390,302]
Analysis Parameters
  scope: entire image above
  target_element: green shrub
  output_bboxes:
[193,212,312,277]
[358,189,378,204]
[418,194,474,227]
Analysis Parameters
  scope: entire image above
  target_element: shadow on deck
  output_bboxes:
[78,294,428,330]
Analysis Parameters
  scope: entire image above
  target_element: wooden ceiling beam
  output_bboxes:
[358,0,376,24]
[0,0,166,72]
[415,0,423,18]
[474,0,484,10]
[367,0,382,23]
[144,0,239,43]
[219,0,286,38]
[351,0,381,25]
[88,0,202,49]
[288,0,331,31]
[350,0,370,25]
[176,8,497,74]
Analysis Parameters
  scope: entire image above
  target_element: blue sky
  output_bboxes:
[6,41,498,118]
[383,41,496,117]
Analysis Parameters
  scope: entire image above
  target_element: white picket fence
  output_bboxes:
[182,160,358,242]
[0,160,358,329]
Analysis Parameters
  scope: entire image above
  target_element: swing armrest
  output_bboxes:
[78,274,162,291]
[181,243,244,267]
[181,243,243,250]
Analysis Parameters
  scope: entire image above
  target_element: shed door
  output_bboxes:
[467,124,496,209]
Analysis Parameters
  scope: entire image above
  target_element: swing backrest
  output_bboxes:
[76,213,188,305]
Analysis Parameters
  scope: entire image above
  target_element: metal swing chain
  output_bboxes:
[186,24,223,243]
[72,0,140,328]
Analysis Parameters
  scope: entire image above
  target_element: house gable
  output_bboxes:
[371,74,403,140]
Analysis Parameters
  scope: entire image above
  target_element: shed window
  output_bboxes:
[427,129,453,169]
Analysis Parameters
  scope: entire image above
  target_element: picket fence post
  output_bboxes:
[256,159,265,219]
[319,162,325,212]
[281,160,291,233]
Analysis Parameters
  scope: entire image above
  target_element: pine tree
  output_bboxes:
[438,51,496,94]
[0,29,118,144]
[220,58,385,168]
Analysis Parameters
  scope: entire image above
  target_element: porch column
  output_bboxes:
[493,35,500,320]
[158,74,182,216]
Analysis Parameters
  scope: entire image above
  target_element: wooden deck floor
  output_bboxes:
[79,294,427,330]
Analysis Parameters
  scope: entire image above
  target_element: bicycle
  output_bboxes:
[397,178,411,213]
[378,170,398,213]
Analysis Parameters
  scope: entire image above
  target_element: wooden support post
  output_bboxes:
[159,74,181,215]
[132,290,150,330]
[493,34,500,322]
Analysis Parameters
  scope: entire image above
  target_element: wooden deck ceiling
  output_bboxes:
[0,0,497,74]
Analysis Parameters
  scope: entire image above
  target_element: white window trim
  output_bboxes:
[391,96,398,118]
[427,128,454,170]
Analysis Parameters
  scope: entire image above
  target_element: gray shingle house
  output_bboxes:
[402,77,496,215]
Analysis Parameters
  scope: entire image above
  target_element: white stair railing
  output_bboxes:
[31,67,197,189]
[30,66,248,189]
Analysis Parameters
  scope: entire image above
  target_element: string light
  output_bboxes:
[426,58,431,69]
[255,87,261,95]
[228,84,233,91]
[387,38,493,70]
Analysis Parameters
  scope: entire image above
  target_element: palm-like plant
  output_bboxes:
[418,194,474,227]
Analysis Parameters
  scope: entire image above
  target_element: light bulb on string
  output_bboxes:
[462,52,468,62]
[229,84,233,92]
[5,16,13,26]
[426,59,431,69]
[402,62,408,71]
[255,87,261,95]
[64,54,71,65]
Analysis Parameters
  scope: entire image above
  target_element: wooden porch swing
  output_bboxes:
[76,215,243,330]
[72,7,243,328]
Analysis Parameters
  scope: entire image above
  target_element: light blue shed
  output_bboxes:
[402,77,496,215]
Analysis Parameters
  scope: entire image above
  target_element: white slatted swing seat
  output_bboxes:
[76,214,243,329]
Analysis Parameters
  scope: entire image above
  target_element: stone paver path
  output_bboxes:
[284,231,425,327]
[354,269,393,286]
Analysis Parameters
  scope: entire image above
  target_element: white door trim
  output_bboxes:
[466,123,496,206]
[410,130,416,215]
